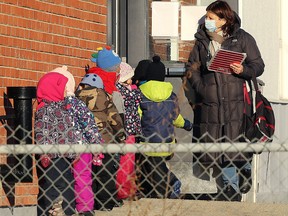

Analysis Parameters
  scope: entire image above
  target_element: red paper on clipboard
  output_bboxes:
[207,49,247,74]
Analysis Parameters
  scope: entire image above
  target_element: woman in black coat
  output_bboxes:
[185,0,265,201]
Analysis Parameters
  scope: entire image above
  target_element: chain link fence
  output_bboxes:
[1,124,288,215]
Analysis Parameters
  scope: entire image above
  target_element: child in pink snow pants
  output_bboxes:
[51,65,103,215]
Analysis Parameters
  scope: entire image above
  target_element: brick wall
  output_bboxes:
[0,0,108,207]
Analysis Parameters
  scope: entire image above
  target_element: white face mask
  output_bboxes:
[205,19,217,32]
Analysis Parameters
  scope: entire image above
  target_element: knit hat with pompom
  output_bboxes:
[90,46,121,71]
[145,55,166,82]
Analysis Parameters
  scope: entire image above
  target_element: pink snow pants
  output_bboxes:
[73,153,94,212]
[116,135,137,199]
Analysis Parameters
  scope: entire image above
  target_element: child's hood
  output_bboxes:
[36,72,68,110]
[139,80,173,102]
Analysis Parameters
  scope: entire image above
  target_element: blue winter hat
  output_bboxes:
[80,74,104,89]
[91,46,121,70]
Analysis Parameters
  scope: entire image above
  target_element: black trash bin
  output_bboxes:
[0,86,36,209]
[6,86,36,183]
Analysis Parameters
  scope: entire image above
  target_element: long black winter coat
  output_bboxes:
[186,16,265,164]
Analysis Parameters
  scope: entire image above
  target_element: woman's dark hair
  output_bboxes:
[206,0,235,36]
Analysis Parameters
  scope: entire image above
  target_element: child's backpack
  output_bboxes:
[242,76,275,143]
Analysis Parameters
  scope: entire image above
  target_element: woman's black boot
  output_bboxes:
[215,185,242,202]
[239,169,252,194]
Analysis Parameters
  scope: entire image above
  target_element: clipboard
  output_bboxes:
[207,49,247,74]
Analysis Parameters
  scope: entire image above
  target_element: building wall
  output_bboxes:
[0,0,108,206]
[195,1,279,101]
[241,1,288,202]
[241,0,280,101]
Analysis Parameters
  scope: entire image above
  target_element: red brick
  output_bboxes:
[15,195,37,206]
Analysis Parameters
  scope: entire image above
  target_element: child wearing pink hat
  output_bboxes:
[49,66,104,216]
[35,72,77,216]
[115,62,142,200]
